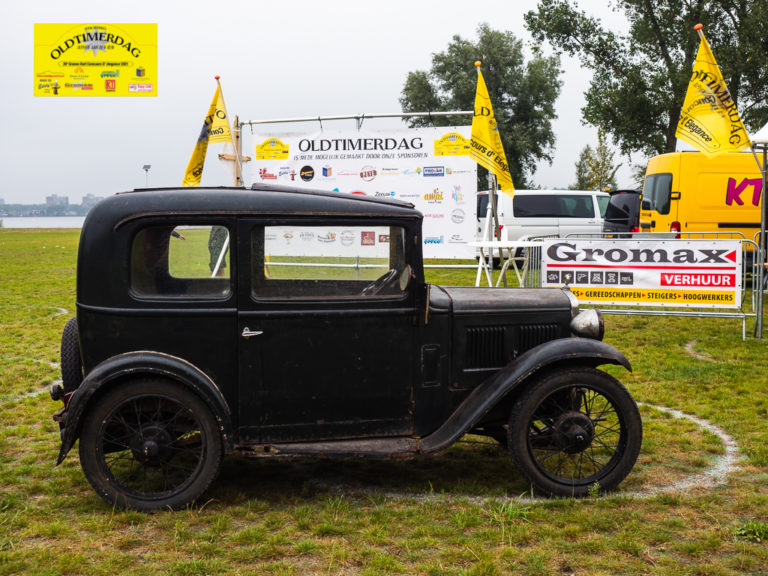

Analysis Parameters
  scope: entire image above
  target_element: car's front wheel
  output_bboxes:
[507,367,642,497]
[78,378,222,510]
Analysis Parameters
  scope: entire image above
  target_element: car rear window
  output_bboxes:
[130,225,231,299]
[514,195,595,218]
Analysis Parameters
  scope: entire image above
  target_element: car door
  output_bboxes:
[236,219,417,444]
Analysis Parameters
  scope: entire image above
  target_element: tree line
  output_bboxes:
[399,1,768,190]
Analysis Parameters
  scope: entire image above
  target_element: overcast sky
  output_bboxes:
[1,0,638,205]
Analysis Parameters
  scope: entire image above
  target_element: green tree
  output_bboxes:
[570,130,620,190]
[570,145,594,190]
[525,0,768,158]
[400,24,562,188]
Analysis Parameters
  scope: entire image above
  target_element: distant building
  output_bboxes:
[46,194,69,206]
[81,194,104,208]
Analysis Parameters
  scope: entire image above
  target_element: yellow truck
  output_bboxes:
[640,151,763,241]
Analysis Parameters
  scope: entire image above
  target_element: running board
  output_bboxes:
[239,437,421,459]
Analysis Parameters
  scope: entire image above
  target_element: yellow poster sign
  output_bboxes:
[34,23,157,97]
[256,138,290,160]
[434,132,471,156]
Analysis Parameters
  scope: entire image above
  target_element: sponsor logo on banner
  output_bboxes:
[257,138,290,160]
[278,167,296,180]
[424,189,444,203]
[434,132,471,156]
[259,168,277,180]
[380,168,400,176]
[360,166,377,181]
[361,231,376,246]
[448,234,467,243]
[300,231,315,242]
[128,84,153,92]
[424,235,444,245]
[105,79,116,91]
[424,213,445,219]
[378,234,390,243]
[402,167,422,177]
[283,231,294,243]
[374,191,395,197]
[317,232,337,243]
[340,230,354,246]
[322,165,332,177]
[423,166,445,177]
[300,166,314,182]
[452,186,465,204]
[451,209,465,224]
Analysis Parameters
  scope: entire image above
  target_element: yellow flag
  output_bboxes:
[183,85,231,187]
[470,67,514,196]
[675,29,750,156]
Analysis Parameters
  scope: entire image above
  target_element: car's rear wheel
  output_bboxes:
[60,317,83,393]
[78,378,222,511]
[507,367,642,497]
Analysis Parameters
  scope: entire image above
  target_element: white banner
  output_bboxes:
[250,127,477,258]
[541,239,742,308]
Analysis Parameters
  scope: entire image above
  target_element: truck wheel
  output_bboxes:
[507,367,642,497]
[78,378,223,511]
[60,317,83,393]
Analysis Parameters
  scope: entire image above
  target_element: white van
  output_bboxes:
[476,189,610,241]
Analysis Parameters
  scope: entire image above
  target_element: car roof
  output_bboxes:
[478,189,609,196]
[84,184,421,231]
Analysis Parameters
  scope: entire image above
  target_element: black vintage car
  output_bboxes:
[52,184,642,510]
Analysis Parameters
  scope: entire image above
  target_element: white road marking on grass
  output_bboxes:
[314,404,742,504]
[684,340,720,362]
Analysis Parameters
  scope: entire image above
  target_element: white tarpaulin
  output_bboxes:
[249,127,477,259]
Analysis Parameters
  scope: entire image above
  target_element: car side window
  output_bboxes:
[131,225,231,299]
[251,225,408,299]
[559,195,595,218]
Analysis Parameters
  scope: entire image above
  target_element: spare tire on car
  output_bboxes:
[60,317,83,393]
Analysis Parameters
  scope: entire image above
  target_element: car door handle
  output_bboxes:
[241,327,263,338]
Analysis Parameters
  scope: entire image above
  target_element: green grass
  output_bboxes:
[1,228,768,575]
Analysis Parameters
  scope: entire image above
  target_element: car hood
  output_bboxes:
[429,285,575,314]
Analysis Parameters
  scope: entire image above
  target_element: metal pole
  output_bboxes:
[240,110,473,128]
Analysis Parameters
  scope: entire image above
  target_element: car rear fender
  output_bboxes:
[55,351,234,464]
[418,338,631,454]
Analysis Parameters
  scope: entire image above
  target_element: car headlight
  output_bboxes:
[570,308,605,340]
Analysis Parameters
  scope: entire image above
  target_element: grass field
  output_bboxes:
[1,228,767,575]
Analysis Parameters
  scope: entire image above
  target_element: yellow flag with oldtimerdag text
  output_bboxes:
[675,30,751,157]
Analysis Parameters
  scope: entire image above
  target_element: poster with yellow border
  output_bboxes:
[34,23,157,97]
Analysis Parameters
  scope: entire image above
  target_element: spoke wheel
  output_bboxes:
[508,367,642,497]
[79,379,222,510]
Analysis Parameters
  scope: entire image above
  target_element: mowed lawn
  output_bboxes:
[1,227,767,575]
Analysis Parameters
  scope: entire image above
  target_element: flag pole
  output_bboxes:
[215,76,244,187]
[475,61,507,285]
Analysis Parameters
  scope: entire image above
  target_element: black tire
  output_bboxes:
[78,378,223,511]
[60,317,83,393]
[507,367,642,497]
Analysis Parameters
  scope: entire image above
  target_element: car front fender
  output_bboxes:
[55,351,234,464]
[418,338,631,454]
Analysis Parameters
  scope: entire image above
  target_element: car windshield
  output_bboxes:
[642,173,673,214]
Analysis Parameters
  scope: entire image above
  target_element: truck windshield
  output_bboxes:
[642,173,673,214]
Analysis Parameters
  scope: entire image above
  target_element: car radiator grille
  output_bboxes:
[464,323,562,370]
